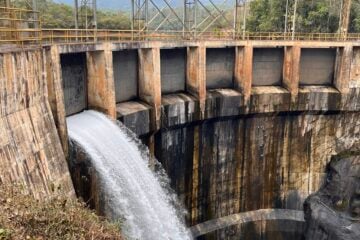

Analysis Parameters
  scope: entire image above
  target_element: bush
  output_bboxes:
[0,184,122,240]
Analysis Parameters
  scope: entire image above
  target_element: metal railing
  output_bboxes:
[0,7,41,46]
[40,29,360,44]
[1,7,360,46]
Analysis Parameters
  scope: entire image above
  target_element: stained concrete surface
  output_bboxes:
[113,50,138,102]
[253,48,284,86]
[300,48,336,85]
[206,47,235,89]
[60,52,87,115]
[160,48,186,94]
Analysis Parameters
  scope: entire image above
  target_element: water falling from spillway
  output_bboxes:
[67,110,192,240]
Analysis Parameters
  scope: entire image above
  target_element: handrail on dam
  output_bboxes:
[3,28,360,46]
[0,7,41,46]
[1,7,360,46]
[40,29,360,43]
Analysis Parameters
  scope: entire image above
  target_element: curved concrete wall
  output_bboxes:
[42,41,360,239]
[190,209,304,238]
[0,49,74,198]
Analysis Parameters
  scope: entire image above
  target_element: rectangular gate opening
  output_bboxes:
[351,47,360,83]
[300,48,336,85]
[60,52,87,116]
[252,48,284,86]
[113,50,139,103]
[160,48,186,95]
[206,47,235,89]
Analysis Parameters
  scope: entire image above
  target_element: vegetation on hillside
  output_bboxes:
[0,184,122,240]
[13,0,131,29]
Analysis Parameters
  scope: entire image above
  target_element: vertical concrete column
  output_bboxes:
[45,46,68,157]
[234,45,253,103]
[138,47,162,129]
[334,45,353,94]
[186,45,206,117]
[86,44,116,119]
[283,45,301,101]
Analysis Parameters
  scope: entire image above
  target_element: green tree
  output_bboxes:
[350,0,360,32]
[297,0,340,33]
[247,0,288,32]
[247,0,360,33]
[11,0,131,29]
[97,11,131,30]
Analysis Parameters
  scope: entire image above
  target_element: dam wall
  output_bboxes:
[1,39,359,238]
[0,48,74,198]
[46,40,360,239]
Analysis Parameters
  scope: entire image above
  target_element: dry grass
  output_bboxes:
[0,184,122,240]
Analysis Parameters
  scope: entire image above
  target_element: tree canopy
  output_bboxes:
[247,0,360,33]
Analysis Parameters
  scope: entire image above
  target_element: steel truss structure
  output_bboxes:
[131,0,248,39]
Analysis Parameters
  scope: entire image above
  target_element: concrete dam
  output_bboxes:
[0,39,359,239]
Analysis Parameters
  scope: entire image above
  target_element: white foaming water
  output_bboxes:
[67,110,191,240]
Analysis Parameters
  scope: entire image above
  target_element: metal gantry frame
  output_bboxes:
[235,0,247,38]
[131,0,240,38]
[74,0,97,30]
[184,0,196,36]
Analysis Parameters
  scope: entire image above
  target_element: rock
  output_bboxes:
[304,155,360,240]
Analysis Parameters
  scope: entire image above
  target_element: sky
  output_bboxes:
[53,0,230,11]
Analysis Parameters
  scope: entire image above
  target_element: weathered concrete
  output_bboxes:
[161,93,200,128]
[187,46,206,116]
[252,48,284,86]
[60,52,87,116]
[25,40,360,239]
[190,209,304,238]
[283,46,301,101]
[68,140,109,218]
[116,101,151,136]
[0,49,74,198]
[160,48,186,94]
[249,86,290,113]
[155,111,360,231]
[350,47,360,88]
[45,46,69,156]
[206,47,235,89]
[113,49,138,102]
[205,89,244,119]
[296,86,341,112]
[234,45,253,103]
[138,47,162,129]
[300,48,336,85]
[86,46,116,119]
[335,46,353,93]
